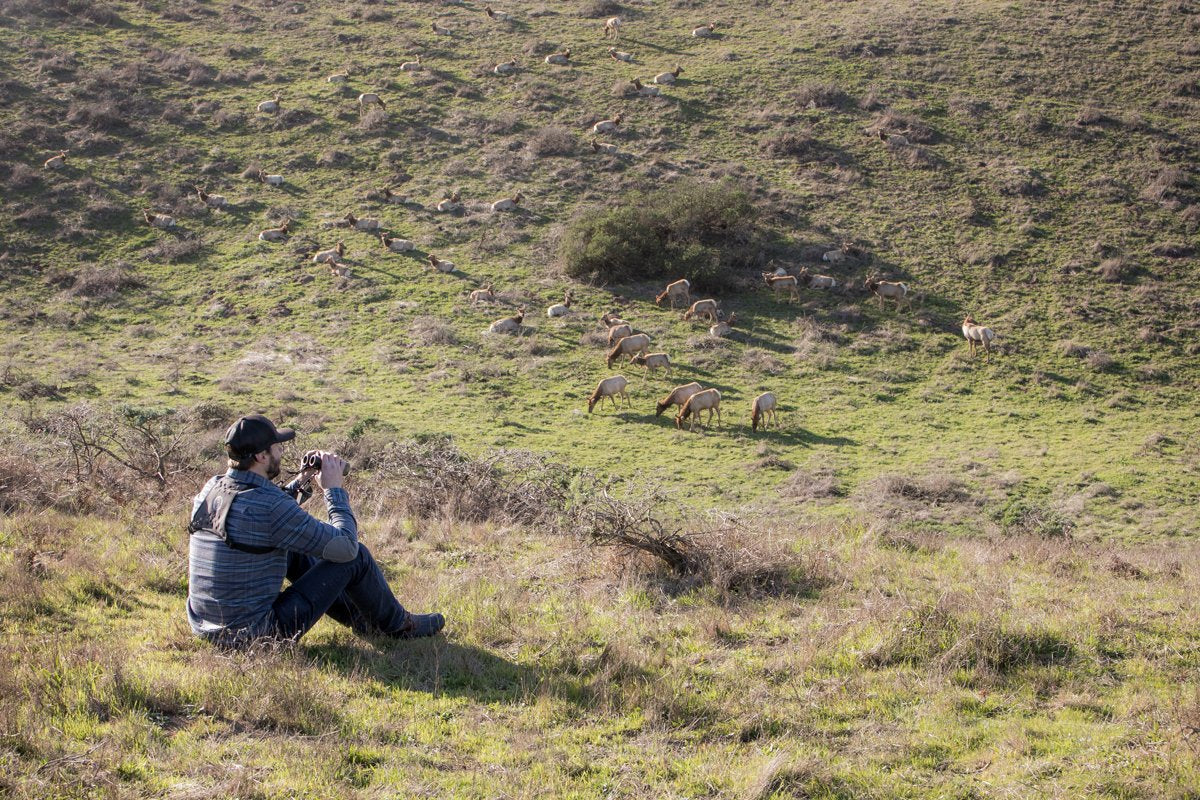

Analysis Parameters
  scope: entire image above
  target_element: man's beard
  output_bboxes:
[266,452,282,480]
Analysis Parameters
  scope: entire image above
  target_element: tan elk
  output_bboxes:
[656,382,702,417]
[44,150,68,170]
[469,284,496,305]
[961,315,997,363]
[588,375,629,413]
[312,241,345,265]
[547,290,574,318]
[631,352,671,375]
[709,312,737,337]
[751,392,778,432]
[682,298,719,322]
[143,210,176,229]
[655,278,691,309]
[606,333,651,367]
[762,272,800,301]
[606,323,633,347]
[258,220,291,241]
[488,307,526,334]
[380,233,414,252]
[676,388,721,431]
[865,274,910,311]
[603,16,622,38]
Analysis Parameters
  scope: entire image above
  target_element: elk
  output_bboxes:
[545,49,571,66]
[798,268,837,289]
[400,56,422,72]
[258,220,290,241]
[606,323,633,347]
[357,93,386,113]
[436,192,462,212]
[493,59,519,76]
[655,278,691,309]
[488,307,525,334]
[432,22,451,35]
[591,140,619,154]
[588,375,629,413]
[469,283,495,305]
[962,315,997,363]
[600,312,628,328]
[607,47,633,63]
[603,16,622,38]
[692,22,716,37]
[380,233,414,252]
[143,210,176,229]
[606,333,651,367]
[491,192,523,212]
[656,382,701,416]
[630,78,660,97]
[865,274,910,311]
[326,72,348,83]
[194,186,228,210]
[710,312,737,337]
[484,4,512,22]
[682,298,719,322]
[44,150,68,170]
[257,94,281,113]
[547,290,574,317]
[676,388,721,431]
[312,241,345,264]
[260,173,285,186]
[762,272,800,301]
[592,113,623,134]
[751,392,778,432]
[427,255,455,273]
[654,66,684,85]
[631,352,671,374]
[382,187,409,204]
[344,213,381,232]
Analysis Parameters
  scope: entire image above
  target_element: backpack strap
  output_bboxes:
[189,476,276,555]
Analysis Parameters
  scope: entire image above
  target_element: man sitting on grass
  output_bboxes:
[187,414,444,647]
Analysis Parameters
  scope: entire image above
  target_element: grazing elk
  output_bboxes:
[656,382,702,417]
[961,315,997,363]
[751,392,778,432]
[676,388,721,431]
[631,352,671,375]
[606,333,651,367]
[682,298,719,322]
[762,272,800,301]
[588,375,630,413]
[655,278,691,309]
[603,16,622,38]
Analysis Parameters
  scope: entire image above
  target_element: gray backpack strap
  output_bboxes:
[188,477,275,555]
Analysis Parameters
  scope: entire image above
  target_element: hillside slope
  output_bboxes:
[0,0,1198,536]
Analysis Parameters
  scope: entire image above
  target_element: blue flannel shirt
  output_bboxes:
[187,469,358,640]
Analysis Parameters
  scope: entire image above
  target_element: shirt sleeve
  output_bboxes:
[268,487,359,563]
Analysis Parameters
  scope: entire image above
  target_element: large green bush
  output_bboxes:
[558,180,767,292]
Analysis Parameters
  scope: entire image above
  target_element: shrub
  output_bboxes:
[993,498,1075,538]
[1096,257,1130,282]
[793,81,851,109]
[528,126,577,157]
[558,179,768,292]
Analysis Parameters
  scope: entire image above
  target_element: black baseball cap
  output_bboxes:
[224,414,295,458]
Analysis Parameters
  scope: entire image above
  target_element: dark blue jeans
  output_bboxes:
[270,544,411,640]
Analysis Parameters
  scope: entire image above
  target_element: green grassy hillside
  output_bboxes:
[1,0,1200,795]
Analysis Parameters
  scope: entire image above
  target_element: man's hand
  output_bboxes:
[312,451,347,491]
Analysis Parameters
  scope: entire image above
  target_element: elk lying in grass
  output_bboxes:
[607,47,633,62]
[607,333,651,367]
[962,315,996,362]
[630,78,660,97]
[865,274,910,311]
[194,186,228,210]
[258,220,291,241]
[751,392,777,431]
[654,66,683,85]
[682,298,719,322]
[676,388,721,430]
[260,172,285,186]
[469,283,495,305]
[588,375,629,412]
[545,49,571,66]
[432,22,452,35]
[491,192,523,212]
[44,150,68,170]
[436,192,462,212]
[762,272,800,301]
[606,323,633,347]
[547,289,574,317]
[493,59,519,76]
[656,382,701,416]
[344,213,381,232]
[488,307,525,334]
[380,233,414,252]
[655,278,691,309]
[382,187,409,204]
[257,94,281,113]
[427,255,455,273]
[591,140,619,154]
[603,16,622,38]
[692,22,716,37]
[798,268,837,289]
[143,210,176,229]
[593,113,623,134]
[312,241,345,265]
[326,72,348,83]
[710,312,737,337]
[631,352,671,374]
[484,4,512,22]
[400,56,422,71]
